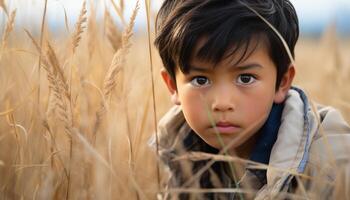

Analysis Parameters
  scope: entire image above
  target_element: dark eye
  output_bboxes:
[237,74,256,85]
[190,76,210,87]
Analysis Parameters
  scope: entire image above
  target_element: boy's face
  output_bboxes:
[161,39,294,152]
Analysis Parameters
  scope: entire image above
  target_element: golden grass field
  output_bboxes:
[0,0,350,199]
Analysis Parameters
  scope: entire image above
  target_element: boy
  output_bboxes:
[152,0,350,199]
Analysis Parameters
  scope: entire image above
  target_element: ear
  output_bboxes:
[274,65,295,103]
[160,68,181,105]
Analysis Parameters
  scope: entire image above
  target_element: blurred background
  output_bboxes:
[0,0,349,199]
[2,0,350,37]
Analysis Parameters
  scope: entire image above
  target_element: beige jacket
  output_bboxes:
[152,88,350,199]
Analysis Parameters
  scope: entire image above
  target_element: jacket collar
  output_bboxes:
[263,87,318,192]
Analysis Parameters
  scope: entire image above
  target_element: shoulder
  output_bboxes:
[261,89,350,198]
[149,106,190,150]
[309,104,350,166]
[315,104,350,135]
[301,104,350,197]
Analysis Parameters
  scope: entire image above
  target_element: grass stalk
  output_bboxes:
[0,9,16,60]
[0,0,8,16]
[37,0,48,107]
[144,0,161,194]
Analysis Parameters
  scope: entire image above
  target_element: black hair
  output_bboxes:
[154,0,299,88]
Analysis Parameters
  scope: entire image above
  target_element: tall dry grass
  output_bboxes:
[0,1,350,199]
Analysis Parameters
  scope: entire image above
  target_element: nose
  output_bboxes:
[211,85,236,112]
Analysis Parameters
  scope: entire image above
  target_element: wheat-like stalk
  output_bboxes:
[62,5,70,32]
[110,0,126,26]
[37,0,48,106]
[105,10,122,52]
[6,113,20,162]
[24,29,54,88]
[103,49,124,99]
[91,0,139,146]
[120,0,125,16]
[44,42,72,130]
[42,119,69,177]
[71,0,87,55]
[103,0,139,100]
[24,29,41,53]
[0,0,8,16]
[0,9,16,58]
[87,1,97,58]
[43,41,75,199]
[45,43,70,99]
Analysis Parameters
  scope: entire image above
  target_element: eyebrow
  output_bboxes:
[235,63,263,70]
[188,63,263,73]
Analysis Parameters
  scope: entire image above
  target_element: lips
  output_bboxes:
[213,122,240,134]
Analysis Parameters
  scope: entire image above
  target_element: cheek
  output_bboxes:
[242,87,275,121]
[178,88,208,129]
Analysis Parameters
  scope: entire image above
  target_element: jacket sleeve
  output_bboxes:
[307,106,350,199]
[310,106,350,165]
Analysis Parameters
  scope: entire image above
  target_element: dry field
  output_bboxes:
[0,0,350,199]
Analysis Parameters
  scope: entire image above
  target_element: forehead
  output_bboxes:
[189,35,270,68]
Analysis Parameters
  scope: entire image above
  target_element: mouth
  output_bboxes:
[212,122,241,134]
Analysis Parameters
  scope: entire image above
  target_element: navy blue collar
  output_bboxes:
[249,103,284,164]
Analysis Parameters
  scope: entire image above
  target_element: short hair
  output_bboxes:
[154,0,299,88]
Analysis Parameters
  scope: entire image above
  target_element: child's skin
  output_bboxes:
[161,37,295,159]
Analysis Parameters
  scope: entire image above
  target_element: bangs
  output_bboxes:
[154,0,299,87]
[193,32,268,69]
[173,2,272,73]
